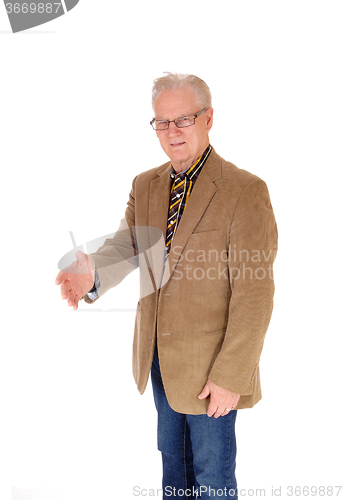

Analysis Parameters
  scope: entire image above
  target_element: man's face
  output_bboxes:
[154,86,213,172]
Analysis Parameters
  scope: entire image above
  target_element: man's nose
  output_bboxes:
[167,121,181,136]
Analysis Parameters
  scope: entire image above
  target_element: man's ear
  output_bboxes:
[205,108,214,130]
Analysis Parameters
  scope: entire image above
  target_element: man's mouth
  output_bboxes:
[170,142,185,147]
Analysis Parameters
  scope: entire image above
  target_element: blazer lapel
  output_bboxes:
[166,149,222,280]
[146,163,172,288]
[148,162,171,238]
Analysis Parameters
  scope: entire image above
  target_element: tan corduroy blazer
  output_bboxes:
[83,148,278,414]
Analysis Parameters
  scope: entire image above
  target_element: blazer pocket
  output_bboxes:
[190,228,223,237]
[203,327,226,334]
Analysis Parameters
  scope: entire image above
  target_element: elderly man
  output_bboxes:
[56,73,277,500]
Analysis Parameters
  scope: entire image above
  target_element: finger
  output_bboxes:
[69,290,80,310]
[206,400,217,418]
[213,407,226,419]
[67,289,76,307]
[72,295,80,310]
[55,271,66,285]
[198,385,210,400]
[60,279,71,300]
[67,288,80,307]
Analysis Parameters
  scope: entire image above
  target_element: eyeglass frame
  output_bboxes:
[150,108,207,131]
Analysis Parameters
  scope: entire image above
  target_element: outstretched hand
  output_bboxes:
[198,379,240,418]
[55,251,95,310]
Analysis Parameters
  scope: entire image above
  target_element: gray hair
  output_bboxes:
[152,72,212,111]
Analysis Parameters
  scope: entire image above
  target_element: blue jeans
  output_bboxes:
[151,345,238,500]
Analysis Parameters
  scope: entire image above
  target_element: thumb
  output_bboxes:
[75,251,95,279]
[198,381,211,400]
[75,250,87,262]
[74,251,91,274]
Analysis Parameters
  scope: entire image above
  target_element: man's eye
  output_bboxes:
[177,117,192,125]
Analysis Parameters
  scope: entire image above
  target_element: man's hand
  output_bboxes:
[198,379,240,418]
[55,251,95,310]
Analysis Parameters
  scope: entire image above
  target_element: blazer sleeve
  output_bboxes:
[208,178,278,395]
[82,176,138,304]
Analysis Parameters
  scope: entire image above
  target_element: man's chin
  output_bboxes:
[168,149,188,162]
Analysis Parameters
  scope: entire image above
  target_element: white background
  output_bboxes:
[1,1,342,499]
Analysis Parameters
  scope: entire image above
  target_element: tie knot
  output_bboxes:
[171,172,187,187]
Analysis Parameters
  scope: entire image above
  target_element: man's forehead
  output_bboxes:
[154,88,197,119]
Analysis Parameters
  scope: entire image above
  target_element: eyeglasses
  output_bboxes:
[150,108,206,131]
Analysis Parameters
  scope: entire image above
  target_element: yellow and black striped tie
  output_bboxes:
[165,171,191,256]
[165,144,212,258]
